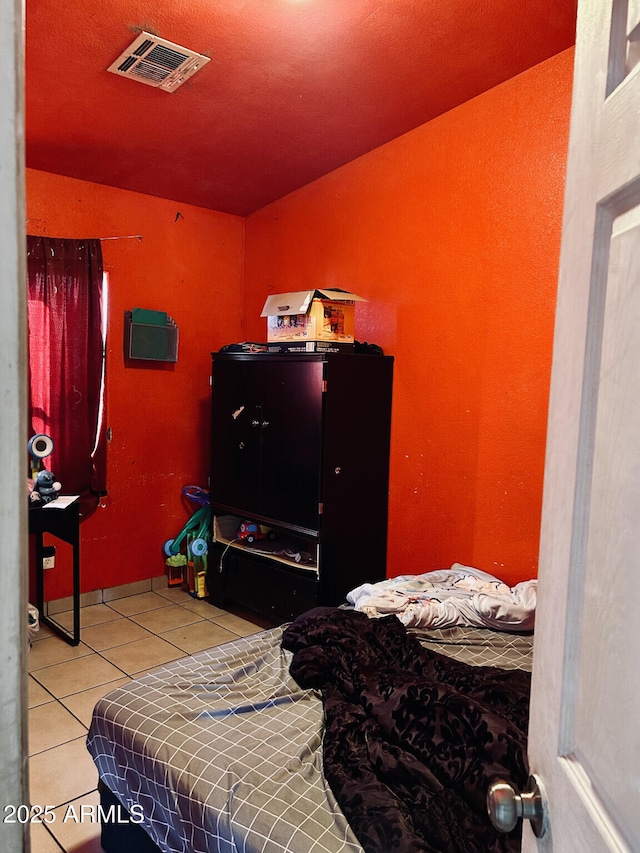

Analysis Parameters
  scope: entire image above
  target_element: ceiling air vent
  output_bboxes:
[107,32,210,93]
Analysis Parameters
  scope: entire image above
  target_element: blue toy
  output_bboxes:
[163,485,211,595]
[30,468,62,504]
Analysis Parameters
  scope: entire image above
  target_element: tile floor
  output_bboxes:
[27,585,268,852]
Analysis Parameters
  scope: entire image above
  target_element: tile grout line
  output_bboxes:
[29,588,264,851]
[28,596,251,739]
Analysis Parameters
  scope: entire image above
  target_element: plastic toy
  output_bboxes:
[162,485,211,594]
[30,469,62,504]
[236,520,277,544]
[28,433,54,479]
[27,433,61,503]
[181,484,210,507]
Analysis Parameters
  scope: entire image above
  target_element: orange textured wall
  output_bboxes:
[243,50,574,586]
[26,169,245,598]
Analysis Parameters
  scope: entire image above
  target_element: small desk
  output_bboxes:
[29,496,81,646]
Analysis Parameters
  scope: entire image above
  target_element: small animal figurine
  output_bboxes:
[30,469,62,504]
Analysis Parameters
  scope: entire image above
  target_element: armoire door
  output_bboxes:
[210,355,324,532]
[256,358,324,532]
[210,357,263,516]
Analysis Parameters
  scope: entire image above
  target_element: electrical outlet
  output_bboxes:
[43,556,55,569]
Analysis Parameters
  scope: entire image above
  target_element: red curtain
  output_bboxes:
[27,236,107,517]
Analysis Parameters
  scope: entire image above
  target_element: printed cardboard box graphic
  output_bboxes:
[261,289,366,343]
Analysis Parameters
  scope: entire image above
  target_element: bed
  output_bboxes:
[87,567,535,853]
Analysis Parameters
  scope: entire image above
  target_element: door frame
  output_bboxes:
[0,0,29,849]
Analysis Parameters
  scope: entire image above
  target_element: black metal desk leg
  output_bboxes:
[30,498,81,646]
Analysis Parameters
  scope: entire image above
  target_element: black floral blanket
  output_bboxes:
[282,607,530,853]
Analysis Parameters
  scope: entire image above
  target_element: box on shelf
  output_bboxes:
[261,289,366,343]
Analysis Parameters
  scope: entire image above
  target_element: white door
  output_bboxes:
[523,0,640,850]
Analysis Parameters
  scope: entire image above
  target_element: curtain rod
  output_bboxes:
[25,224,143,242]
[100,234,143,241]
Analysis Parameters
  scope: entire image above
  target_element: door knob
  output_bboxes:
[487,775,547,838]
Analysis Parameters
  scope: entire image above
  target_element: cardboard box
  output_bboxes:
[268,340,354,353]
[261,289,366,343]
